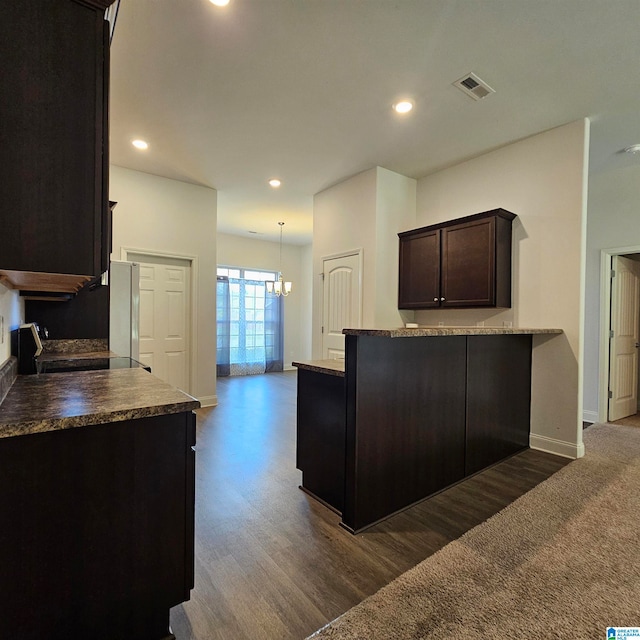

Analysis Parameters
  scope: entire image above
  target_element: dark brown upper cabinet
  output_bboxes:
[0,0,114,289]
[398,209,516,309]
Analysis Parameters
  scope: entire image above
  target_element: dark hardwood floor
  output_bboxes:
[169,371,570,640]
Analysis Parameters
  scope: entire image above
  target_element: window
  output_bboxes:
[216,266,283,377]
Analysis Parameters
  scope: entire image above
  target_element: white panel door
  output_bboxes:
[609,255,640,421]
[133,255,191,393]
[322,252,362,359]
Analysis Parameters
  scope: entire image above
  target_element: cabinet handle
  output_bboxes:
[433,297,439,302]
[440,297,445,301]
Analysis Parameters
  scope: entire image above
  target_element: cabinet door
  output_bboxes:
[296,369,346,512]
[0,412,192,640]
[0,1,107,276]
[466,335,531,475]
[441,217,495,307]
[398,229,441,309]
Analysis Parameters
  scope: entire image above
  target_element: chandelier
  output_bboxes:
[266,222,292,297]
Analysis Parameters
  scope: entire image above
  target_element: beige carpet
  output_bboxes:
[308,423,640,639]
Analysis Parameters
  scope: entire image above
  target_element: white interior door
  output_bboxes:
[608,255,640,421]
[130,253,191,393]
[322,252,362,359]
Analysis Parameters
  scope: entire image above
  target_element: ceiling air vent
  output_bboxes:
[453,72,495,101]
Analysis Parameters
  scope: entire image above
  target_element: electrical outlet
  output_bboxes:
[476,321,485,327]
[503,320,513,328]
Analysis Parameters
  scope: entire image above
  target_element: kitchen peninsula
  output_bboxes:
[294,326,562,533]
[0,353,199,640]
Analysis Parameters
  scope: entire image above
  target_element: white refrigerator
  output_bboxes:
[109,260,140,360]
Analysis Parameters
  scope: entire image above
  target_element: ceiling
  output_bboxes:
[109,0,640,246]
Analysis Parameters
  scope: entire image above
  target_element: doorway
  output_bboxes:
[599,247,640,423]
[122,248,196,395]
[321,250,363,359]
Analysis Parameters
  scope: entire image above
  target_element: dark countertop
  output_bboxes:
[343,327,563,337]
[38,350,116,362]
[292,329,563,377]
[292,360,345,377]
[0,367,200,439]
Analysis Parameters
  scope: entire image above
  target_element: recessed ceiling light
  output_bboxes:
[132,139,149,150]
[209,0,230,6]
[624,144,640,154]
[268,179,281,188]
[393,100,414,114]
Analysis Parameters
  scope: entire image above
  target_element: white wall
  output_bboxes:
[110,165,217,406]
[375,167,417,328]
[299,242,314,361]
[312,167,417,357]
[0,284,23,367]
[313,168,378,359]
[584,164,640,421]
[416,119,589,458]
[217,232,312,368]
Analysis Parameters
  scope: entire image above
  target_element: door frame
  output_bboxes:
[321,248,364,356]
[598,244,640,423]
[121,247,198,396]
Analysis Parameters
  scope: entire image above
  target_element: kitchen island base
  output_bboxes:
[295,330,555,533]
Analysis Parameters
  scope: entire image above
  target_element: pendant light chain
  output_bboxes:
[266,222,292,297]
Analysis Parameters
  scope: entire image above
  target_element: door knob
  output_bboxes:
[636,343,640,348]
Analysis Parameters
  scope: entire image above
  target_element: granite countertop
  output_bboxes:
[0,368,200,439]
[343,327,563,338]
[292,359,345,377]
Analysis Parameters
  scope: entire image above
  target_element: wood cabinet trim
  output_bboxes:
[71,0,117,10]
[398,208,516,238]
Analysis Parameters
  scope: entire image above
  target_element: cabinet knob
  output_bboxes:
[440,297,445,301]
[433,297,439,302]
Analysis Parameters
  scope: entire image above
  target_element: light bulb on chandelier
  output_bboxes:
[266,222,292,297]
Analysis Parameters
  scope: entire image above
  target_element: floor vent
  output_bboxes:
[453,72,495,101]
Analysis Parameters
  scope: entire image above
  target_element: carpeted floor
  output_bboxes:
[308,423,640,639]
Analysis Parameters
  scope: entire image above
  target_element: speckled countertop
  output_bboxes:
[293,328,563,376]
[0,368,200,439]
[343,327,563,338]
[292,359,345,377]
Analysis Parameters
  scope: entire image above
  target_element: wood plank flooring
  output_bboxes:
[611,412,640,427]
[169,371,570,640]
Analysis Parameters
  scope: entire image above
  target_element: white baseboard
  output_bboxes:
[530,433,585,459]
[198,394,218,408]
[582,410,599,424]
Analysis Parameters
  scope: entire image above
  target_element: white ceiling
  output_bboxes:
[109,0,640,245]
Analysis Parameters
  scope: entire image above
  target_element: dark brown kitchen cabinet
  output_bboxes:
[294,333,533,533]
[0,411,196,640]
[296,368,346,512]
[398,208,516,309]
[0,0,114,281]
